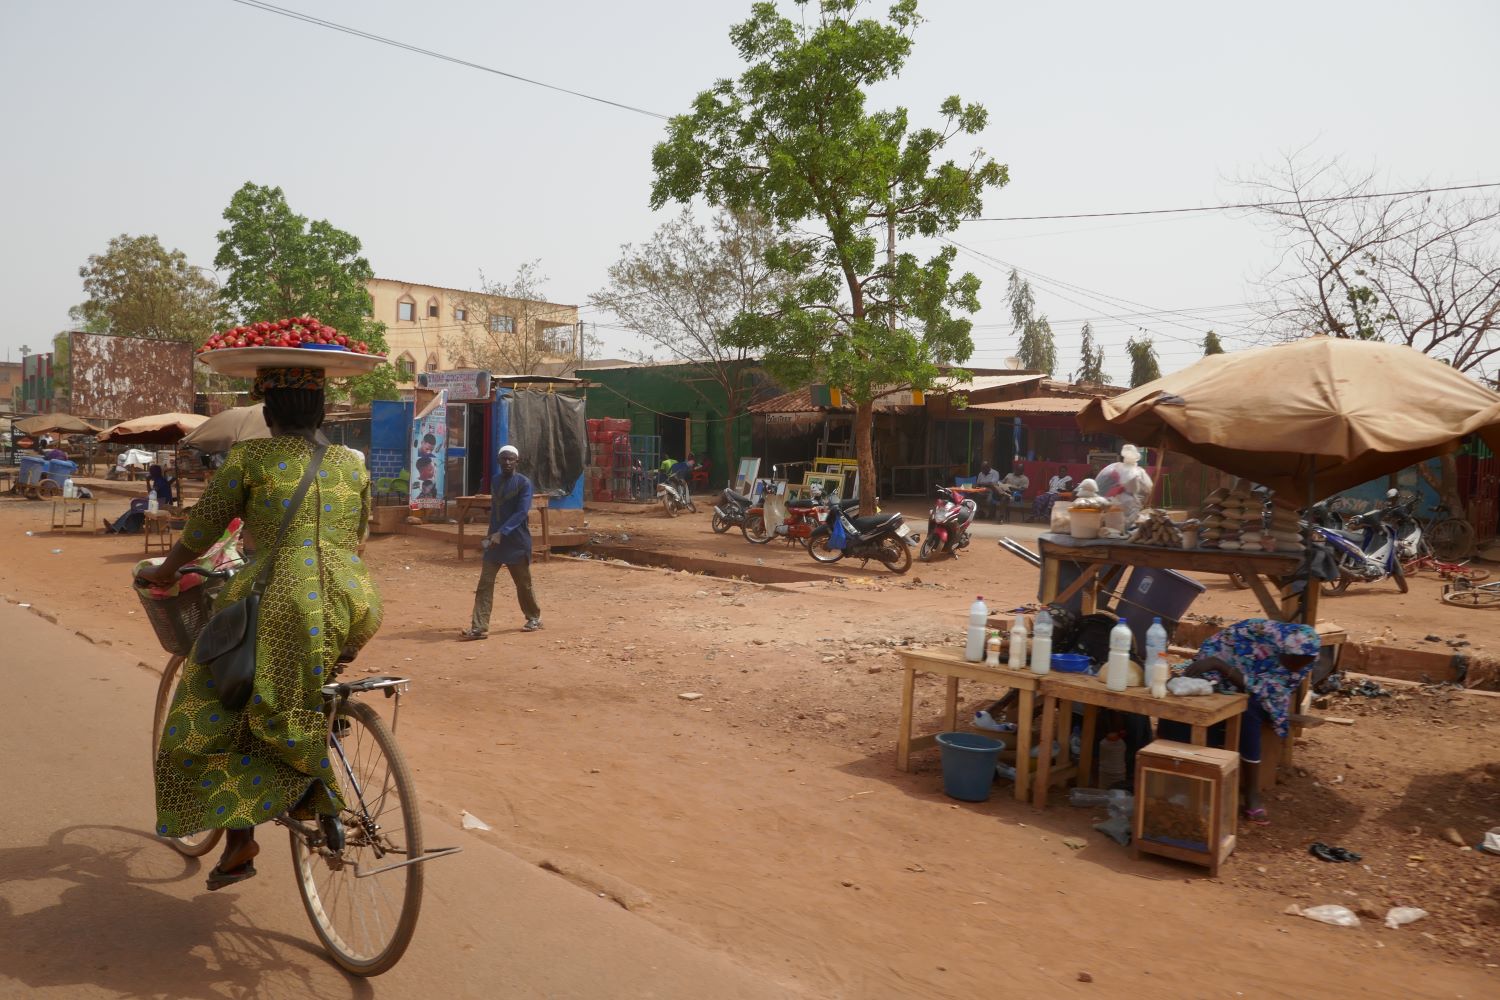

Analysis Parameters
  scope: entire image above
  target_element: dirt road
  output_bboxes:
[0,496,1495,998]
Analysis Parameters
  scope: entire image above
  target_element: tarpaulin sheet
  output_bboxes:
[509,390,587,497]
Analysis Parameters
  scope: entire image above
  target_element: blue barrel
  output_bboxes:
[18,455,45,486]
[43,458,78,483]
[935,732,1004,802]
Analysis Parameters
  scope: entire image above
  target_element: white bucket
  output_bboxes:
[1070,507,1103,539]
[1102,505,1126,533]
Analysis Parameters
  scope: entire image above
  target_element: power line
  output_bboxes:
[963,181,1500,222]
[221,0,668,120]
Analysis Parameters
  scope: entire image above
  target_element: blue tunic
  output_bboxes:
[485,470,533,565]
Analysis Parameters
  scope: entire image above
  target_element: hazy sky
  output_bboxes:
[3,0,1497,384]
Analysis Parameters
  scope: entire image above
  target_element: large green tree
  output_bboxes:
[71,234,222,343]
[650,0,1008,511]
[1202,329,1225,356]
[1006,270,1056,375]
[1075,322,1107,384]
[1126,335,1162,387]
[215,183,396,403]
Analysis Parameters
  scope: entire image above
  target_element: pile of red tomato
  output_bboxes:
[198,316,371,354]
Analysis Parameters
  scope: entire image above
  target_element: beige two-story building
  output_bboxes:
[367,276,582,386]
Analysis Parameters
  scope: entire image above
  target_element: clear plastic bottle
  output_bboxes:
[1106,620,1132,692]
[1098,732,1128,788]
[1145,617,1168,690]
[62,478,75,499]
[965,595,989,662]
[147,494,159,514]
[1007,615,1028,671]
[1150,656,1169,699]
[1029,609,1053,674]
[985,629,1002,667]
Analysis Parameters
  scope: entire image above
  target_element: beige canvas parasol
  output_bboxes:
[96,412,208,446]
[1077,337,1500,501]
[179,404,270,452]
[15,413,104,435]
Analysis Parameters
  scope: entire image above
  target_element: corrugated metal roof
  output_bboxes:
[749,387,824,414]
[967,396,1095,415]
[937,373,1046,393]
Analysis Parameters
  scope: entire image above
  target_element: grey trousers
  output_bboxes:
[471,558,541,631]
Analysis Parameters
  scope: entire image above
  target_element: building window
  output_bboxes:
[425,352,439,372]
[397,300,415,322]
[427,298,440,319]
[488,314,514,335]
[455,306,467,322]
[540,324,576,354]
[396,353,415,379]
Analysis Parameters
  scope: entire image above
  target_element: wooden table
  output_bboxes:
[896,648,1048,803]
[143,510,174,554]
[1037,532,1315,625]
[50,497,98,532]
[454,494,551,562]
[1031,671,1248,808]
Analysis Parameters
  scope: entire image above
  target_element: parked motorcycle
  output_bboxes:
[1311,504,1409,594]
[919,484,977,562]
[808,501,917,574]
[657,474,696,517]
[744,486,844,546]
[711,486,755,533]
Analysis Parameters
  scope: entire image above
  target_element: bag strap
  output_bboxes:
[252,444,328,595]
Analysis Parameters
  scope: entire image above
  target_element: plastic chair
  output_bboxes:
[692,461,711,487]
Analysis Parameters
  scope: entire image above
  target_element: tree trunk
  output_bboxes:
[855,399,877,515]
[723,386,741,492]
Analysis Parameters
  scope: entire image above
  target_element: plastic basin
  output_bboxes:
[935,732,1003,802]
[1051,653,1091,673]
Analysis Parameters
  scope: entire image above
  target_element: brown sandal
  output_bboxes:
[458,629,488,641]
[206,860,257,891]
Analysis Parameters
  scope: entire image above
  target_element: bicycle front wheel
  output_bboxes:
[292,699,424,977]
[151,655,224,858]
[1430,518,1476,563]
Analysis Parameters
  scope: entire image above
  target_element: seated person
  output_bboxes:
[667,454,697,500]
[105,464,175,533]
[974,461,1003,519]
[1158,619,1320,827]
[44,446,68,461]
[1031,464,1075,520]
[983,461,1029,521]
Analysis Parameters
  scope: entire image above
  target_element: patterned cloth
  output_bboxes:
[1194,619,1321,739]
[250,367,326,400]
[153,437,382,838]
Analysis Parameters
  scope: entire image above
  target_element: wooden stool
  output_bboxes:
[143,510,174,554]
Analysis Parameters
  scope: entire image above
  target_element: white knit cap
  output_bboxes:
[498,445,519,458]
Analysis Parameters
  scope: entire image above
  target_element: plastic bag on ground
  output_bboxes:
[1296,904,1361,928]
[1384,907,1428,929]
[1093,815,1131,846]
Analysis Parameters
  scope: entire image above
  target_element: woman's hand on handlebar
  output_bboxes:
[134,562,179,587]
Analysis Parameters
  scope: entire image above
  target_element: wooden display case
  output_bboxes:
[1133,740,1239,876]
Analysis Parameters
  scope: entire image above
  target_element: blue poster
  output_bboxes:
[410,389,447,509]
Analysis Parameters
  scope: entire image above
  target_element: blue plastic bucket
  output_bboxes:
[936,732,1004,802]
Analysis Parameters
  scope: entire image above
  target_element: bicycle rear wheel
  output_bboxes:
[1430,517,1476,563]
[151,655,224,858]
[292,699,424,977]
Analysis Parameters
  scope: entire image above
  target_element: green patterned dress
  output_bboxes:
[154,437,383,837]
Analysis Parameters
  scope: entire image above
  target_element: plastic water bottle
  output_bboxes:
[965,595,989,663]
[62,478,75,499]
[1007,615,1028,671]
[1098,733,1128,788]
[1029,609,1053,674]
[1106,620,1132,692]
[147,494,159,514]
[985,630,1002,667]
[1150,656,1169,700]
[1145,617,1168,690]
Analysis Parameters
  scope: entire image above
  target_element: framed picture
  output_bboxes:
[803,471,845,500]
[735,458,762,493]
[784,483,808,503]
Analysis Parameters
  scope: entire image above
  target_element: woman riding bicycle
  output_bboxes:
[136,364,382,890]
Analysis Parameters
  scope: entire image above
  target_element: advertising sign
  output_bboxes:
[417,369,492,402]
[66,332,193,420]
[410,388,447,509]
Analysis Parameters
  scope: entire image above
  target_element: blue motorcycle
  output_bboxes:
[1312,505,1409,595]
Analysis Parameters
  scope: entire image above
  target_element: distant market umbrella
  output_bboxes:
[1076,337,1500,502]
[179,404,269,452]
[14,413,103,436]
[96,412,208,446]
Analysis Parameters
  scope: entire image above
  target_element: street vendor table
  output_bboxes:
[1031,671,1248,808]
[50,497,98,532]
[1036,532,1316,625]
[454,494,551,562]
[897,648,1053,803]
[143,510,174,554]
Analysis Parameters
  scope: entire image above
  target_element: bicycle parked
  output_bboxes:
[140,563,457,977]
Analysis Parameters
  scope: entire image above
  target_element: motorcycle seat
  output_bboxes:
[851,513,900,532]
[725,489,754,505]
[786,498,818,509]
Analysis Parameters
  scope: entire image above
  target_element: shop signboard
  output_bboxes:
[417,369,491,402]
[410,388,448,509]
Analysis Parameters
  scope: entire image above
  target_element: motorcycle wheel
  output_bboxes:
[1321,573,1351,596]
[878,536,912,575]
[662,496,677,518]
[1392,565,1409,594]
[711,511,731,534]
[742,513,772,544]
[918,535,939,562]
[807,526,844,564]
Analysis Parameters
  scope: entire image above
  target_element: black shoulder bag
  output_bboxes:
[192,445,327,710]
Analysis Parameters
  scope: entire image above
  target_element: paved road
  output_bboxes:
[0,600,792,1000]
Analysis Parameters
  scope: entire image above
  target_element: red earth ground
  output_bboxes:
[2,493,1495,999]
